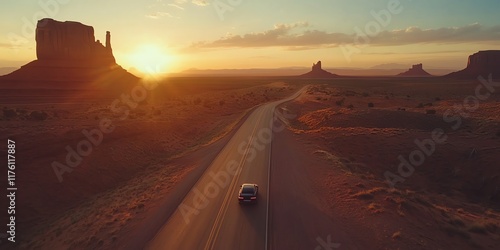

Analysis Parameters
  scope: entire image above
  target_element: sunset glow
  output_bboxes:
[127,44,175,75]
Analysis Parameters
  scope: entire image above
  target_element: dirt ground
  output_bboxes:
[0,77,299,249]
[1,76,499,249]
[278,78,500,249]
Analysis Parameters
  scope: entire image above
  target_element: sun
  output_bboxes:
[129,44,174,76]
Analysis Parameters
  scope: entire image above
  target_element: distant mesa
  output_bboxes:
[397,63,432,77]
[446,50,500,79]
[299,61,339,78]
[1,18,138,84]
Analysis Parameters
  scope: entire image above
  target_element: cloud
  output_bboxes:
[370,23,500,45]
[0,42,14,48]
[147,0,210,19]
[146,11,173,19]
[364,50,470,55]
[168,3,185,10]
[191,0,209,6]
[188,23,500,50]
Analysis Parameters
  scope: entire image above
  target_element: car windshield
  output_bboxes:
[241,186,254,194]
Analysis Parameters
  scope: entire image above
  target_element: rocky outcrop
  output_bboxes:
[1,18,137,84]
[299,61,339,78]
[312,61,322,71]
[35,18,115,65]
[446,51,500,79]
[397,63,432,77]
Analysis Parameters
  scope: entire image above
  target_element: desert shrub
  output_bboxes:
[135,110,147,117]
[345,91,356,96]
[416,103,424,108]
[29,111,48,121]
[16,108,28,114]
[335,98,345,106]
[426,110,437,115]
[435,97,441,101]
[368,102,374,108]
[203,100,212,108]
[193,97,202,105]
[347,104,354,109]
[448,217,466,227]
[3,108,17,118]
[362,92,370,97]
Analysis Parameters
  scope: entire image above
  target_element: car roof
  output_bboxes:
[241,183,256,188]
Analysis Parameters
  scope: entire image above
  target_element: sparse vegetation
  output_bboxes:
[335,98,345,106]
[193,97,202,105]
[3,108,17,118]
[7,79,299,249]
[287,79,500,249]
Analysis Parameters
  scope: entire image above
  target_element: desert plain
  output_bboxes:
[0,76,499,249]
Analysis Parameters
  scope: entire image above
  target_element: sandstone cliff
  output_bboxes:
[1,18,136,84]
[446,51,500,79]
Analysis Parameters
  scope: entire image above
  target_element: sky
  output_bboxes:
[1,0,500,74]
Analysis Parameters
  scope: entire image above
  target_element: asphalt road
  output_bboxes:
[146,87,305,250]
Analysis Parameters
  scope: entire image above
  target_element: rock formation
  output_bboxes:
[312,61,322,71]
[446,51,500,79]
[36,19,114,64]
[397,63,432,77]
[299,61,339,78]
[1,18,137,84]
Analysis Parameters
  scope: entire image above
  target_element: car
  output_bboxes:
[238,183,259,204]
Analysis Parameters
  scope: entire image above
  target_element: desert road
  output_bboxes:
[146,87,305,250]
